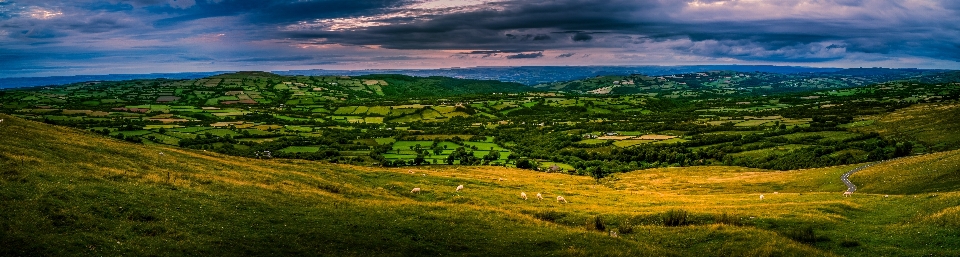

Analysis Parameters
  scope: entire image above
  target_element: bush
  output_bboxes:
[534,210,566,222]
[714,212,741,226]
[589,216,606,232]
[840,239,861,248]
[618,220,634,234]
[786,226,827,244]
[663,209,689,227]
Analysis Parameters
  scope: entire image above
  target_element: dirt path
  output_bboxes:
[841,157,905,193]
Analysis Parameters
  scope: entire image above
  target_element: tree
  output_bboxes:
[414,154,426,165]
[483,150,500,162]
[516,159,534,169]
[588,166,607,182]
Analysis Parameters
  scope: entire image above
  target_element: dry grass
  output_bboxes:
[4,114,960,256]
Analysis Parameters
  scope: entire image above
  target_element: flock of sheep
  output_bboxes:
[410,184,569,203]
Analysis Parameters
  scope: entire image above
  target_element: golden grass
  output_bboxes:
[851,149,960,194]
[3,113,960,256]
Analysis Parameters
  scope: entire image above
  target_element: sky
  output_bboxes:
[1,0,959,78]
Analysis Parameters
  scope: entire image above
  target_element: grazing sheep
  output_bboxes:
[843,191,853,197]
[884,195,889,198]
[0,119,4,123]
[456,184,464,192]
[408,170,414,174]
[520,192,528,200]
[536,193,544,200]
[773,192,778,194]
[759,194,764,200]
[557,196,567,203]
[411,188,421,194]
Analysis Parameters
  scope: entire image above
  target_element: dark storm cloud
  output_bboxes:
[273,0,960,62]
[152,0,411,27]
[2,0,960,77]
[233,56,315,62]
[571,33,592,42]
[506,52,543,59]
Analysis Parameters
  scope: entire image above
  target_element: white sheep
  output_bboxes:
[843,191,853,197]
[411,188,421,194]
[884,195,889,198]
[759,194,764,200]
[557,196,567,203]
[0,119,4,123]
[773,192,778,194]
[520,192,528,200]
[536,193,544,200]
[456,184,464,192]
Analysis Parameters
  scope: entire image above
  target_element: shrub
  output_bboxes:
[590,216,606,232]
[714,212,741,226]
[786,226,827,244]
[619,220,634,234]
[840,239,861,248]
[534,210,566,222]
[663,209,689,227]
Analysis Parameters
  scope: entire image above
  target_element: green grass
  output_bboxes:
[577,139,609,145]
[279,146,321,153]
[855,103,960,152]
[462,142,506,151]
[374,137,396,145]
[732,144,811,158]
[392,141,434,150]
[3,114,960,256]
[613,139,653,147]
[781,131,862,142]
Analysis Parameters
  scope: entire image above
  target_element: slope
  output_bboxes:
[854,102,960,152]
[8,113,960,256]
[0,114,824,256]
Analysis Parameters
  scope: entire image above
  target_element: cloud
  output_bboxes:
[233,56,315,62]
[506,52,543,59]
[3,0,960,77]
[572,33,592,42]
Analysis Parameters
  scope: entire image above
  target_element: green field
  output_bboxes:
[279,146,321,153]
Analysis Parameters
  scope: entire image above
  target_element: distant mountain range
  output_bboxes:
[0,65,946,89]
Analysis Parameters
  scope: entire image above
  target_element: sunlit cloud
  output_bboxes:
[286,0,507,31]
[26,6,62,20]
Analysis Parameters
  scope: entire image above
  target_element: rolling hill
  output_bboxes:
[3,113,960,256]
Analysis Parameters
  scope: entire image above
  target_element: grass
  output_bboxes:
[3,114,960,256]
[853,149,960,194]
[613,139,653,147]
[577,139,609,145]
[855,103,960,151]
[279,146,321,153]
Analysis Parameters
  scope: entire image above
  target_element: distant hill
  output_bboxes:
[0,72,230,89]
[535,69,954,95]
[7,65,950,89]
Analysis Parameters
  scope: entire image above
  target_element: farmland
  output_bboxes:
[0,70,958,174]
[4,114,960,255]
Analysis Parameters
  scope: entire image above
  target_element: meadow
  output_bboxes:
[3,114,960,256]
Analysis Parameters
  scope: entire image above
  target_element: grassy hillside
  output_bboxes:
[3,113,960,256]
[356,74,532,97]
[853,149,960,195]
[855,103,960,152]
